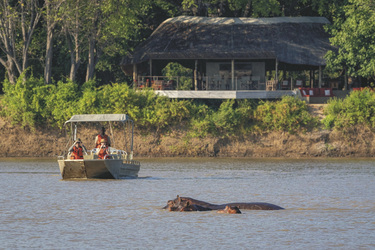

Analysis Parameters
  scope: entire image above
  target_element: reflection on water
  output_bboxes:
[1,158,375,249]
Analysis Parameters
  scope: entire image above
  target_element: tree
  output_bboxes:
[181,0,281,17]
[0,0,43,84]
[44,0,64,84]
[61,0,89,82]
[84,0,179,82]
[325,0,375,80]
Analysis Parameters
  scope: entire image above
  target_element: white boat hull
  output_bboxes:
[58,159,140,179]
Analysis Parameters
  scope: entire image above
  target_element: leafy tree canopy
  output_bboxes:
[325,0,375,80]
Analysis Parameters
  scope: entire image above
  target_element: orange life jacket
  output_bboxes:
[98,147,109,159]
[70,146,83,159]
[96,134,110,148]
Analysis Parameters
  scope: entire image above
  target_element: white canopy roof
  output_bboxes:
[64,114,130,124]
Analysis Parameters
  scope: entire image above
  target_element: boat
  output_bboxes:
[57,114,140,179]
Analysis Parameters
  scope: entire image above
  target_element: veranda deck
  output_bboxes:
[154,90,297,99]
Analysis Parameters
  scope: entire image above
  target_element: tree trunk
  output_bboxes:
[0,0,42,83]
[0,57,17,84]
[69,54,79,82]
[86,35,96,82]
[44,28,53,84]
[44,0,64,84]
[0,1,18,83]
[21,0,42,72]
[69,47,80,82]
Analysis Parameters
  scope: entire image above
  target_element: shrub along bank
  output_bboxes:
[1,76,375,157]
[1,74,318,135]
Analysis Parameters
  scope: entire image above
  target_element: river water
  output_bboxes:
[1,158,374,249]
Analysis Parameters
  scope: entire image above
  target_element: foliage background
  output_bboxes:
[2,0,374,89]
[1,0,375,137]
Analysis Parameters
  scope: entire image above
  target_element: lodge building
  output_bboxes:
[121,16,340,100]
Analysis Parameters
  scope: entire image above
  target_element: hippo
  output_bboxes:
[217,205,242,214]
[164,195,284,211]
[169,200,242,213]
[178,201,213,212]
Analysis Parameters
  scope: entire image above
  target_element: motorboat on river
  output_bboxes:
[58,114,140,179]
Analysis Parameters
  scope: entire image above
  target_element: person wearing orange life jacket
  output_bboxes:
[98,138,110,159]
[68,138,87,160]
[95,127,111,148]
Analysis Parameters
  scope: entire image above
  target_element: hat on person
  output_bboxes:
[75,138,82,143]
[100,138,107,143]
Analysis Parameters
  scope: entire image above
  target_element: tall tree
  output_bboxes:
[85,0,99,82]
[61,0,87,82]
[0,0,43,84]
[325,0,375,80]
[44,0,64,84]
[84,0,178,82]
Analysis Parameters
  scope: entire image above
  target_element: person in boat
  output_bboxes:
[98,138,110,159]
[68,138,87,160]
[95,127,111,148]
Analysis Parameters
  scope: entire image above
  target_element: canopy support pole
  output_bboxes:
[109,122,115,148]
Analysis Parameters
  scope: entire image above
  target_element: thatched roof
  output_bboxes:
[122,16,334,67]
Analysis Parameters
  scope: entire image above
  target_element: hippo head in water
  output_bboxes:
[217,205,242,214]
[165,195,186,211]
[165,196,211,212]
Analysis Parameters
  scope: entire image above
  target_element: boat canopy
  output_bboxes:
[64,114,130,124]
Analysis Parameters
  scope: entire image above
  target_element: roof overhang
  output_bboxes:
[64,114,130,124]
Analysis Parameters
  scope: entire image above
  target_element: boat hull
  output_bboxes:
[58,159,140,179]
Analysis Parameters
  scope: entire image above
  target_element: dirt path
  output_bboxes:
[308,104,327,120]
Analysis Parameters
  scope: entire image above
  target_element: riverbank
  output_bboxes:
[0,105,374,158]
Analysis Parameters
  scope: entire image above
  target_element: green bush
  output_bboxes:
[321,97,342,129]
[211,100,241,136]
[188,99,256,138]
[254,96,317,133]
[46,80,80,128]
[322,88,375,129]
[141,97,192,131]
[2,74,331,136]
[189,103,214,138]
[2,72,45,128]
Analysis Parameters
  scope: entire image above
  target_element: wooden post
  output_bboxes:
[231,59,235,90]
[290,76,293,90]
[319,66,322,88]
[275,59,278,89]
[133,64,137,87]
[149,59,152,77]
[194,60,198,91]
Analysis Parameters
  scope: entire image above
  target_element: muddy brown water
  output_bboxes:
[1,158,374,249]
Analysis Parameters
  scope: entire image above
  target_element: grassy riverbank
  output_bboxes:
[1,79,375,158]
[1,105,374,158]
